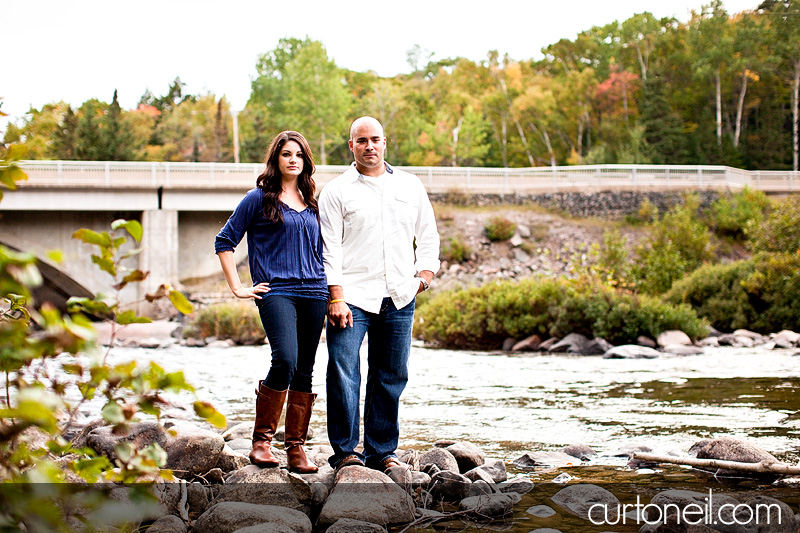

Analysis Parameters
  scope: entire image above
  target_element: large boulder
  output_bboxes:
[657,330,692,347]
[163,421,226,477]
[215,444,251,473]
[144,515,187,533]
[214,465,312,514]
[86,421,167,461]
[315,466,415,529]
[325,518,387,532]
[688,437,780,477]
[603,345,661,359]
[548,333,590,354]
[428,470,473,503]
[476,458,507,483]
[192,502,312,533]
[459,493,516,519]
[446,442,485,473]
[419,447,460,473]
[512,334,542,352]
[513,451,580,468]
[551,484,620,522]
[221,421,254,441]
[583,338,614,356]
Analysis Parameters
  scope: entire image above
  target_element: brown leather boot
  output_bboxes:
[284,390,318,473]
[249,382,287,468]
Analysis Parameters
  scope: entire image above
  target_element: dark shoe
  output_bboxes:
[249,382,287,468]
[284,390,318,473]
[335,454,365,472]
[381,456,412,486]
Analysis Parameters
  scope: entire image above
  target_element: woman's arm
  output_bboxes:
[218,250,270,300]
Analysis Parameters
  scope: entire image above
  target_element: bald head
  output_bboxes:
[350,116,384,140]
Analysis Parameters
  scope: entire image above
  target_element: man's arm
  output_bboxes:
[319,184,352,327]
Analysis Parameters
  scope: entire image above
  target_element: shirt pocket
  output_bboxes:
[392,190,417,233]
[343,198,379,232]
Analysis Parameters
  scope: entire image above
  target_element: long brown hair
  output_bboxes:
[256,131,317,223]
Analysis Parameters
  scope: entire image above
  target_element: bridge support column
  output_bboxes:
[140,210,179,316]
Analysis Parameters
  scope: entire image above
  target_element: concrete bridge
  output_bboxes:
[2,160,797,315]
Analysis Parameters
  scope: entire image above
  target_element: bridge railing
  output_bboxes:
[18,161,800,193]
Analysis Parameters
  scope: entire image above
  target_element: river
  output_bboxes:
[102,342,800,464]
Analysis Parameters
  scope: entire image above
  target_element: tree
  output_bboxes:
[102,90,135,161]
[51,105,78,160]
[75,99,107,161]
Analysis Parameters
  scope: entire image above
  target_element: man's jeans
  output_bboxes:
[326,297,415,468]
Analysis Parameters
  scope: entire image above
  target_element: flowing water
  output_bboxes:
[93,342,800,532]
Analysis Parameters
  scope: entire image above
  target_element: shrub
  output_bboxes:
[484,216,516,242]
[707,186,770,240]
[665,252,800,333]
[187,301,265,344]
[414,276,706,349]
[633,194,715,294]
[441,236,473,263]
[748,196,800,254]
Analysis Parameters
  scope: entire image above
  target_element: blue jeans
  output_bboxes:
[326,297,415,468]
[256,295,327,393]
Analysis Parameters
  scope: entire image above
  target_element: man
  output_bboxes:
[319,116,440,474]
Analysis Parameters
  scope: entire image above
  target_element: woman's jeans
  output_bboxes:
[325,297,415,468]
[256,295,327,393]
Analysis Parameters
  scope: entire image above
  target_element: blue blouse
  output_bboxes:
[214,188,328,300]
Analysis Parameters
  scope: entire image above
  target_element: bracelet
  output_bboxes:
[329,299,345,304]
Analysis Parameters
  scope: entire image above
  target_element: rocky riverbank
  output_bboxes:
[56,415,800,533]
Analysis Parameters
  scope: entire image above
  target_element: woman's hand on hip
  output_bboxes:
[233,282,270,300]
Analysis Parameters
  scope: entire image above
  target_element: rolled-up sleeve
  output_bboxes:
[319,184,345,287]
[414,183,440,275]
[214,189,260,254]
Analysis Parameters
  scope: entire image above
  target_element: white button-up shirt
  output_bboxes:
[319,163,440,314]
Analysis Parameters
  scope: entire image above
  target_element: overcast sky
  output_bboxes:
[3,0,758,132]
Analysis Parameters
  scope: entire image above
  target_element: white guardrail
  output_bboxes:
[17,160,800,193]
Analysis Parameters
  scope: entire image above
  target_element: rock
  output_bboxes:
[688,437,779,477]
[325,518,387,533]
[603,345,661,359]
[433,439,458,447]
[552,472,574,484]
[468,480,495,497]
[446,442,485,473]
[497,476,534,495]
[717,333,738,346]
[697,336,720,347]
[464,466,496,485]
[227,438,253,453]
[513,248,531,262]
[517,224,531,238]
[537,337,560,352]
[477,458,508,483]
[609,443,651,457]
[396,448,419,470]
[186,482,213,519]
[411,470,431,490]
[192,502,312,533]
[428,470,472,503]
[582,337,613,355]
[419,447,460,473]
[510,233,524,247]
[734,335,755,347]
[231,524,296,533]
[526,505,557,518]
[560,444,596,460]
[733,328,763,341]
[316,466,415,529]
[551,484,620,522]
[740,496,796,532]
[215,445,251,472]
[215,465,312,513]
[144,515,187,533]
[502,337,517,351]
[459,493,515,518]
[637,335,657,348]
[657,330,692,347]
[136,337,170,349]
[512,334,542,352]
[207,339,235,348]
[222,421,254,441]
[661,344,704,356]
[163,421,226,477]
[774,336,795,349]
[87,421,168,461]
[514,451,579,468]
[548,333,590,354]
[70,419,107,449]
[644,490,740,530]
[775,330,800,345]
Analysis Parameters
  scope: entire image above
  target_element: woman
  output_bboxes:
[214,131,327,473]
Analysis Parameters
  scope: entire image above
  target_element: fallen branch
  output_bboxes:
[633,453,800,475]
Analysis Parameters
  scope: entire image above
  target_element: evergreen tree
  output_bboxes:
[103,90,134,161]
[640,77,689,164]
[75,99,105,161]
[51,105,78,160]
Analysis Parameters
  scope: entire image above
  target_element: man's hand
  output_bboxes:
[327,285,352,327]
[327,301,353,328]
[416,270,434,294]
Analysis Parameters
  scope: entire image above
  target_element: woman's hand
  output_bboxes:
[232,282,270,300]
